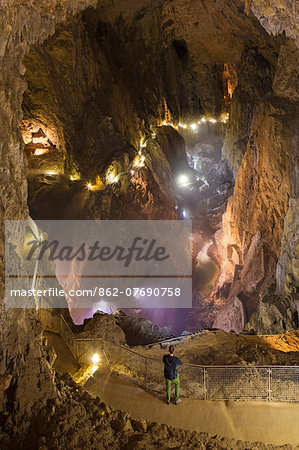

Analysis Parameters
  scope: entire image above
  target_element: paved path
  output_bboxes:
[46,331,299,446]
[85,370,299,447]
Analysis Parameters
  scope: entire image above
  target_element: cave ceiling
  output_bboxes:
[21,0,284,177]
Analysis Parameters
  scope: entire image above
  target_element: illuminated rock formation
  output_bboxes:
[0,0,298,446]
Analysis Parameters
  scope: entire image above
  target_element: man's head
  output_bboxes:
[169,345,174,355]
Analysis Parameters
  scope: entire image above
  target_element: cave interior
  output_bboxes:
[0,0,298,447]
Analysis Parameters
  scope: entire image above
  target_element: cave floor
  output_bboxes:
[45,328,299,446]
[85,371,299,447]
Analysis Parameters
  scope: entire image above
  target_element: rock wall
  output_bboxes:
[0,0,97,441]
[215,93,298,332]
[246,0,299,46]
[0,0,298,441]
[272,40,299,300]
[222,47,276,175]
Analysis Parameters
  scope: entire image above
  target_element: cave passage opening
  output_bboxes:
[18,1,293,340]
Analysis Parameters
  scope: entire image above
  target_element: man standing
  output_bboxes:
[162,345,182,405]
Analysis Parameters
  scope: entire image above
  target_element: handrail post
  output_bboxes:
[203,367,207,400]
[145,359,149,391]
[267,368,272,401]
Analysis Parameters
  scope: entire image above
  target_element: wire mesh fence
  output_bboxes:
[40,309,299,403]
[204,366,269,401]
[271,367,299,402]
[180,365,205,399]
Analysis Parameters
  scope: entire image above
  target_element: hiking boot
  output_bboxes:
[175,399,181,405]
[166,400,170,405]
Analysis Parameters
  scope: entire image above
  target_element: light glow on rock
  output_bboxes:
[177,174,189,186]
[34,148,49,156]
[91,353,100,365]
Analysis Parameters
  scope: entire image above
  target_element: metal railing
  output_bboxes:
[39,309,299,402]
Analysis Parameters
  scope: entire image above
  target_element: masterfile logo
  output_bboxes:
[25,236,170,267]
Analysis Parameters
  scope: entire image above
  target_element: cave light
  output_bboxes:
[182,209,189,218]
[46,170,58,175]
[32,136,47,145]
[177,174,189,187]
[106,172,119,184]
[161,120,176,128]
[89,364,99,376]
[140,138,146,148]
[221,112,229,123]
[138,155,145,168]
[91,353,100,365]
[164,116,226,133]
[69,173,81,181]
[133,154,145,169]
[34,148,49,156]
[86,182,93,190]
[138,138,148,155]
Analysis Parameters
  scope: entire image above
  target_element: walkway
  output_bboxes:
[85,370,299,447]
[44,328,299,447]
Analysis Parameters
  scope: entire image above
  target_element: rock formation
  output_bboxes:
[0,0,298,446]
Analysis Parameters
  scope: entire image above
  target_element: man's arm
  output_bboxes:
[162,355,166,363]
[177,357,182,366]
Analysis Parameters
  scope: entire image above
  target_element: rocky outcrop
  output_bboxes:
[273,40,299,299]
[22,0,282,180]
[222,47,276,176]
[0,374,12,391]
[246,0,299,46]
[0,0,298,443]
[79,312,126,344]
[276,197,299,297]
[215,19,299,332]
[114,311,174,346]
[155,125,189,173]
[220,97,293,276]
[0,0,98,441]
[0,310,57,441]
[245,292,298,335]
[8,371,284,450]
[213,296,246,334]
[273,40,299,99]
[215,95,298,332]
